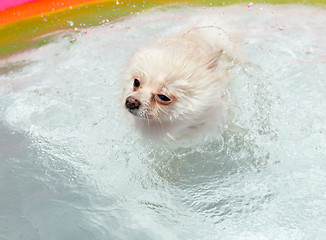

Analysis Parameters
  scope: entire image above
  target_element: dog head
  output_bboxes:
[122,34,225,132]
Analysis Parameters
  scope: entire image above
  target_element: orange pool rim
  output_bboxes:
[0,0,112,26]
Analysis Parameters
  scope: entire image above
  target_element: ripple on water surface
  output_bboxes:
[0,4,326,240]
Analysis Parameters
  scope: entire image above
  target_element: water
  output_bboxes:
[1,4,326,239]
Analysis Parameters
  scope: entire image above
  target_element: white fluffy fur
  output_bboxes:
[122,27,240,142]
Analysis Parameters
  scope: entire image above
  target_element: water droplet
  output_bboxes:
[116,0,119,4]
[248,2,253,8]
[67,20,74,27]
[279,26,284,31]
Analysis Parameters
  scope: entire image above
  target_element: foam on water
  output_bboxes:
[0,5,326,240]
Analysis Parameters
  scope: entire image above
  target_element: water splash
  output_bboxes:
[0,5,326,240]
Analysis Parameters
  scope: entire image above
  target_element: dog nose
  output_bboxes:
[125,96,141,110]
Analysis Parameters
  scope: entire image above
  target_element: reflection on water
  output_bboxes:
[1,4,326,240]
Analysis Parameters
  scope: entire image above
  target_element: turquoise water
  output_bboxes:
[0,5,326,239]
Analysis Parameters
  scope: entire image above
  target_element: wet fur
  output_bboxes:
[122,27,240,142]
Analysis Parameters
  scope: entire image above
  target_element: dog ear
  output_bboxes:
[206,50,223,70]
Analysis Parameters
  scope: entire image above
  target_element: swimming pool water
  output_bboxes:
[0,4,326,240]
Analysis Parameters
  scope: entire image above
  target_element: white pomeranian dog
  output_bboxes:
[122,26,241,142]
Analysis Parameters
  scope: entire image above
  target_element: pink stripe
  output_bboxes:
[0,0,38,11]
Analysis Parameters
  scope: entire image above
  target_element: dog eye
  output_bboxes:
[133,79,140,88]
[157,94,171,102]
